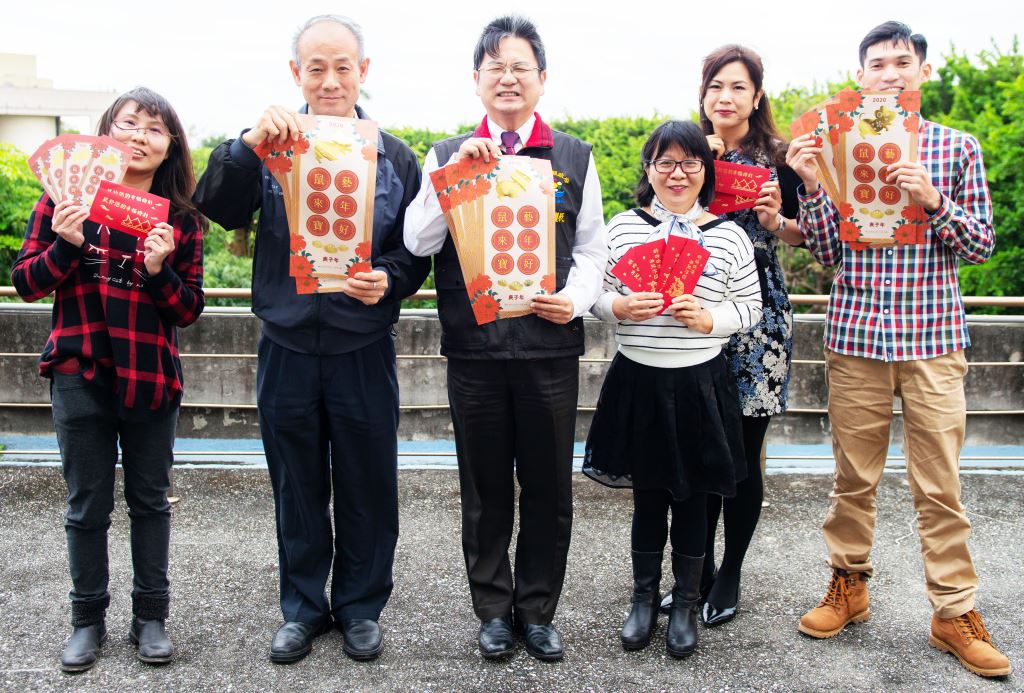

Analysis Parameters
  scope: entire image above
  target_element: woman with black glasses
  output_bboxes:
[585,120,762,657]
[11,87,204,673]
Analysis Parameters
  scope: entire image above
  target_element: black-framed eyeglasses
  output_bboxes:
[112,119,173,140]
[481,62,542,79]
[646,158,704,174]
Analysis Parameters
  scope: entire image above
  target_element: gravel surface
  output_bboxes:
[0,468,1019,692]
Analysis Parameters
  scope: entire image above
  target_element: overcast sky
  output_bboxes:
[4,0,1019,143]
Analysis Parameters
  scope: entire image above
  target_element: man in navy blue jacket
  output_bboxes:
[194,14,429,664]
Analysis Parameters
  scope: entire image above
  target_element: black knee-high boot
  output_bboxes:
[666,552,703,657]
[620,550,662,650]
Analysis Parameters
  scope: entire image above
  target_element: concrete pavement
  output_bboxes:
[0,467,1020,692]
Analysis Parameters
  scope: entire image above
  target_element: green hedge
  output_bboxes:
[2,42,1020,312]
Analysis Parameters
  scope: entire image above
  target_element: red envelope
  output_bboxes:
[708,191,759,215]
[657,235,690,294]
[611,240,663,293]
[660,243,711,311]
[713,160,770,198]
[88,180,169,238]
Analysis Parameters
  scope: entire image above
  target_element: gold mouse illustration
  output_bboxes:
[858,106,896,137]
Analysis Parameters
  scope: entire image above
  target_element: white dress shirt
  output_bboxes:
[403,115,607,319]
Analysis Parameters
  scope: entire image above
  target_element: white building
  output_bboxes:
[0,53,115,154]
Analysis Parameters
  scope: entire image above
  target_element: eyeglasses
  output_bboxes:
[646,159,704,174]
[481,62,542,79]
[112,118,172,140]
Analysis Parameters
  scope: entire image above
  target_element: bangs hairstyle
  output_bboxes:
[96,86,199,223]
[858,20,927,65]
[635,120,716,209]
[699,45,785,166]
[473,15,546,70]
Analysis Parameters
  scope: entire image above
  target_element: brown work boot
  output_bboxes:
[929,609,1011,678]
[798,569,870,638]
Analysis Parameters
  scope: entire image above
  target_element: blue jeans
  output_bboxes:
[50,372,177,625]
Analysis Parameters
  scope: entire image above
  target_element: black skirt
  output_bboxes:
[583,352,747,500]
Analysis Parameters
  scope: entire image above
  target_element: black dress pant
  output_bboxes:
[257,335,400,625]
[447,356,578,625]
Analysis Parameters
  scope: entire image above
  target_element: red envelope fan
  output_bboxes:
[88,180,169,238]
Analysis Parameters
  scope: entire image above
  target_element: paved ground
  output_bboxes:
[0,467,1020,692]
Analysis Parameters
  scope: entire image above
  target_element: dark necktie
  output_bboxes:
[500,131,520,155]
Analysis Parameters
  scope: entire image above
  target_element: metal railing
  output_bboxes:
[2,286,1024,307]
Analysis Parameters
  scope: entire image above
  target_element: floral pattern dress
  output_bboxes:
[720,149,798,417]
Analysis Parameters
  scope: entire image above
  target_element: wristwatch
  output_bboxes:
[773,213,786,234]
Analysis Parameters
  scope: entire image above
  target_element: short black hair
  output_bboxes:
[473,15,546,71]
[859,21,927,66]
[635,121,716,209]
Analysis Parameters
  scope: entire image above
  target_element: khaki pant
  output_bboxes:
[822,348,977,619]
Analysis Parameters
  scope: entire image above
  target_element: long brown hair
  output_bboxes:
[96,87,200,224]
[699,45,785,166]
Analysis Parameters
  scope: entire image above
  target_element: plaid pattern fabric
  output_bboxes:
[11,195,205,412]
[798,119,994,361]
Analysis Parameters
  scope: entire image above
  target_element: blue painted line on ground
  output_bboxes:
[2,434,1022,473]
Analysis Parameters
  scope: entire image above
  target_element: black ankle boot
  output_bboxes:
[660,563,715,614]
[620,550,662,650]
[666,552,704,658]
[61,623,107,673]
[130,617,174,664]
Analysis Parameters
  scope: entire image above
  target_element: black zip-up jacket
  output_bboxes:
[194,105,430,355]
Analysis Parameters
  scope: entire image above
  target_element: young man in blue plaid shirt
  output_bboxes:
[786,21,1010,678]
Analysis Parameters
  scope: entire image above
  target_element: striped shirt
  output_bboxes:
[798,119,994,361]
[591,209,762,368]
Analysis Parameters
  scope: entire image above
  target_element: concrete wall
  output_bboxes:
[1,304,1021,445]
[0,114,56,154]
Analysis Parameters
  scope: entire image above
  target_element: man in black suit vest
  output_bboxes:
[404,15,607,662]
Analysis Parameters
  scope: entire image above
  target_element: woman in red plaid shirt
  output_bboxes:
[11,87,204,673]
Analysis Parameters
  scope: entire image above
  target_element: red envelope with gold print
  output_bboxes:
[708,160,769,215]
[660,241,711,311]
[611,240,663,293]
[708,191,760,215]
[657,235,688,294]
[714,160,769,196]
[88,180,169,238]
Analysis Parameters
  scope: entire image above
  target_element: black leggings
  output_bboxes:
[631,488,708,556]
[704,415,771,576]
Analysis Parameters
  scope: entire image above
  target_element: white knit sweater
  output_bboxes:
[590,209,763,368]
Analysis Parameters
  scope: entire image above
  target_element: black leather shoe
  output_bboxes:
[702,584,740,627]
[129,617,173,664]
[60,624,107,673]
[270,621,327,664]
[478,616,515,660]
[518,622,564,662]
[339,619,383,661]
